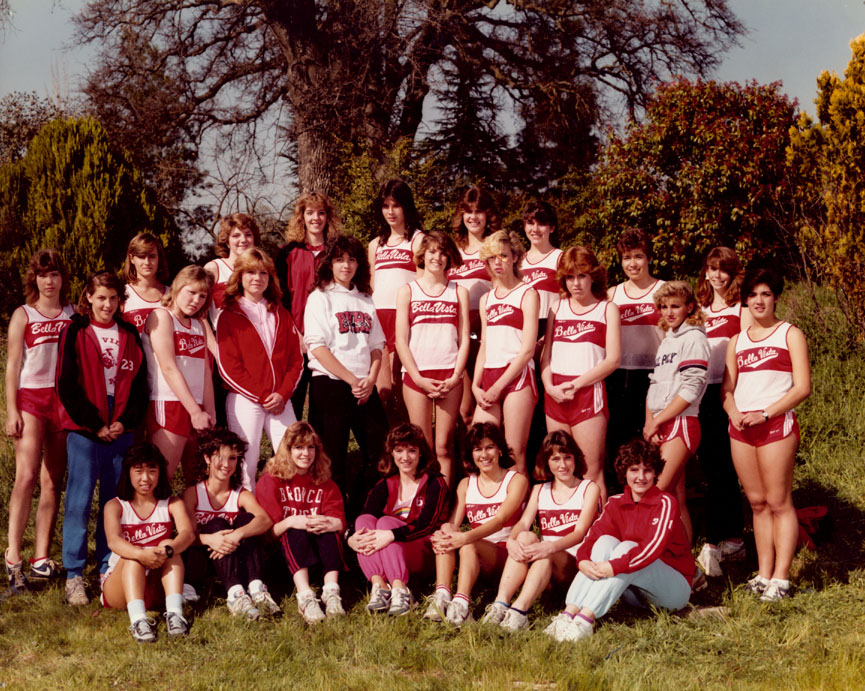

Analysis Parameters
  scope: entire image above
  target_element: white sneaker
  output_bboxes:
[297,590,326,624]
[543,612,574,641]
[560,616,593,642]
[321,586,345,617]
[719,539,746,561]
[182,583,200,603]
[367,584,392,613]
[445,597,473,627]
[423,590,452,622]
[251,585,282,616]
[760,578,791,602]
[500,608,528,631]
[227,592,260,621]
[697,543,723,578]
[480,601,509,625]
[745,575,769,595]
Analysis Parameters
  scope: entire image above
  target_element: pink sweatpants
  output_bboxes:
[355,514,432,585]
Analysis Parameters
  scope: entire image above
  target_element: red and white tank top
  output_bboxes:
[610,280,664,370]
[483,282,534,368]
[193,481,242,526]
[143,309,207,403]
[124,285,167,334]
[115,497,173,547]
[404,281,459,372]
[465,469,521,544]
[549,299,607,378]
[208,258,234,324]
[704,303,742,385]
[18,304,74,390]
[733,322,794,412]
[538,478,593,557]
[372,232,419,311]
[522,248,562,320]
[448,247,491,314]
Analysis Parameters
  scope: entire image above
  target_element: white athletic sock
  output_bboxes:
[296,589,315,601]
[127,599,147,624]
[165,593,184,616]
[322,583,340,594]
[248,579,264,595]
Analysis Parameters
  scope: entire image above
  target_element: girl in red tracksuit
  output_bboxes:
[215,248,303,491]
[56,271,148,606]
[544,439,694,643]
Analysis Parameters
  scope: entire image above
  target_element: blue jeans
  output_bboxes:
[62,429,132,578]
[565,535,691,619]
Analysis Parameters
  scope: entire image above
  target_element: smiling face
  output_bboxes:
[707,263,732,297]
[471,437,501,473]
[423,243,448,273]
[87,286,120,324]
[206,445,240,483]
[524,219,553,248]
[626,462,655,500]
[304,205,328,238]
[241,268,270,302]
[228,226,256,258]
[659,297,692,331]
[620,249,649,282]
[547,449,576,484]
[332,252,358,288]
[36,270,63,299]
[129,463,160,497]
[746,282,777,320]
[463,208,487,238]
[291,443,316,474]
[392,443,420,479]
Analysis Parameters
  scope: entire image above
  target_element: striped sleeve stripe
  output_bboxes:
[678,359,708,370]
[628,495,673,569]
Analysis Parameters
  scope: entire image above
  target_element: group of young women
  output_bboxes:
[4,180,811,643]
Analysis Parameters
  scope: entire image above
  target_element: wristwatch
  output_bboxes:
[761,410,769,422]
[164,544,174,559]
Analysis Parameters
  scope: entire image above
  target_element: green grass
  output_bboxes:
[1,284,865,690]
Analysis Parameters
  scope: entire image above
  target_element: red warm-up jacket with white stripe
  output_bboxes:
[576,485,694,585]
[359,472,450,542]
[215,302,303,405]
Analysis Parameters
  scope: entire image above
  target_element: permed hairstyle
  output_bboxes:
[265,421,332,486]
[451,186,501,249]
[373,179,423,242]
[115,442,172,501]
[123,232,170,284]
[463,422,515,475]
[534,430,587,482]
[214,213,261,258]
[615,227,652,260]
[614,439,665,487]
[161,265,213,319]
[741,263,784,306]
[522,200,558,233]
[557,246,607,300]
[378,422,439,478]
[191,427,248,490]
[285,191,342,244]
[77,271,126,317]
[313,235,372,294]
[24,248,69,306]
[223,247,282,311]
[696,246,744,308]
[479,230,526,280]
[653,280,705,331]
[413,230,463,271]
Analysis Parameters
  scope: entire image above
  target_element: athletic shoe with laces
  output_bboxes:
[227,592,260,621]
[760,578,791,602]
[251,586,281,616]
[445,597,473,627]
[697,543,723,578]
[745,575,769,595]
[129,617,157,643]
[28,558,60,580]
[543,612,574,641]
[182,582,200,603]
[164,611,189,637]
[6,560,29,595]
[366,584,392,613]
[297,591,326,624]
[423,590,451,622]
[65,576,89,606]
[480,601,509,625]
[500,608,529,631]
[560,616,593,642]
[719,539,746,561]
[388,588,414,616]
[321,587,345,617]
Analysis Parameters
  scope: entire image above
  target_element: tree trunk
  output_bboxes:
[295,121,340,197]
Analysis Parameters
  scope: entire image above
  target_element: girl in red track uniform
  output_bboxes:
[122,233,169,335]
[4,249,73,591]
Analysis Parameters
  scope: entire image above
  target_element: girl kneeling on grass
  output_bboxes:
[182,427,280,620]
[348,423,450,616]
[545,439,694,643]
[424,422,528,626]
[483,431,599,631]
[102,443,195,643]
[256,421,346,624]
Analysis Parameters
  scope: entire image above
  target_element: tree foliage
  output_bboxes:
[0,117,181,314]
[788,35,865,335]
[0,92,65,166]
[575,78,799,279]
[74,0,742,216]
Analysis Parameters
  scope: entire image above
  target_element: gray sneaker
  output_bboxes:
[251,586,282,616]
[129,617,157,643]
[480,601,509,625]
[366,585,392,613]
[164,611,189,637]
[227,592,260,621]
[65,576,89,606]
[6,559,29,595]
[387,588,414,616]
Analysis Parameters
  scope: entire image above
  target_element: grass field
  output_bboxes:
[1,284,864,690]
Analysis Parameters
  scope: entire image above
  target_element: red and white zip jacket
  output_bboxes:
[215,301,303,405]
